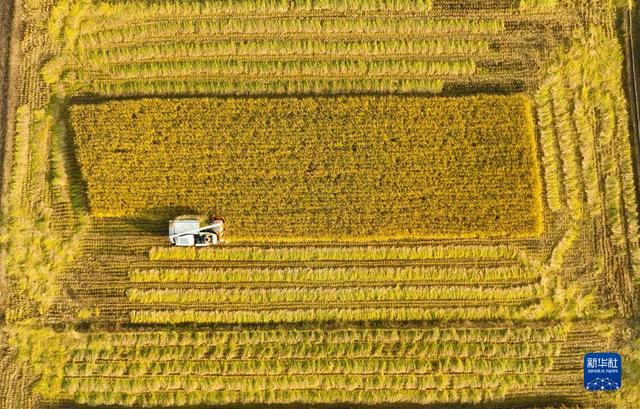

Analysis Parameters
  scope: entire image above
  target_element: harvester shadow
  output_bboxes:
[120,206,202,235]
[60,101,90,213]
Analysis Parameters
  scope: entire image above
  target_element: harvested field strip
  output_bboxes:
[71,256,524,272]
[77,33,531,55]
[47,0,573,96]
[68,340,562,360]
[127,301,539,312]
[79,33,508,52]
[71,0,434,31]
[144,299,536,308]
[548,75,585,219]
[129,279,537,289]
[71,95,542,240]
[85,300,542,318]
[77,18,504,43]
[88,54,498,68]
[63,386,506,406]
[148,246,525,262]
[80,325,569,347]
[535,44,606,220]
[572,95,599,212]
[95,59,477,80]
[91,53,525,67]
[88,73,483,83]
[147,245,527,265]
[98,259,523,270]
[535,84,563,212]
[82,39,492,64]
[129,266,538,284]
[63,357,556,377]
[128,305,540,324]
[536,31,637,222]
[78,10,554,27]
[534,29,640,307]
[13,324,579,406]
[73,7,568,37]
[126,285,542,305]
[58,373,542,392]
[86,78,445,96]
[74,2,561,28]
[66,342,562,361]
[69,0,566,28]
[84,72,536,89]
[85,9,524,24]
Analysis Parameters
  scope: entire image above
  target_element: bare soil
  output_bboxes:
[0,0,19,318]
[0,0,16,155]
[623,6,640,316]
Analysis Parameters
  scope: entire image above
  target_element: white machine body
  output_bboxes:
[168,218,224,247]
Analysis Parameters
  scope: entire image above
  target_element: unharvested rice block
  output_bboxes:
[70,95,542,240]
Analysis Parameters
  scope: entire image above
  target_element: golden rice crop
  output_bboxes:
[70,94,543,241]
[7,0,632,408]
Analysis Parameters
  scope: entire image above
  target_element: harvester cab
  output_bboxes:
[168,217,224,247]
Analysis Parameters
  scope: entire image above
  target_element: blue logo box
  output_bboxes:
[584,352,622,391]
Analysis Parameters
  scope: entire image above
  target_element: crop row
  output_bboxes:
[78,18,505,49]
[66,388,506,407]
[126,283,542,305]
[63,356,555,377]
[54,373,543,395]
[535,73,589,219]
[96,59,477,80]
[129,303,546,324]
[83,39,491,65]
[80,325,570,348]
[66,339,563,362]
[147,245,526,262]
[88,78,445,96]
[129,265,537,285]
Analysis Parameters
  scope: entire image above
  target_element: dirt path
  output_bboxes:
[0,0,17,164]
[625,6,640,168]
[623,5,640,317]
[0,0,19,316]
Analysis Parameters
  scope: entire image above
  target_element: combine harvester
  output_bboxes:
[168,216,224,246]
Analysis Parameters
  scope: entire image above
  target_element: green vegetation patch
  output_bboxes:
[69,94,542,240]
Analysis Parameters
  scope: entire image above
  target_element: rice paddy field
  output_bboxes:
[1,0,640,408]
